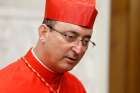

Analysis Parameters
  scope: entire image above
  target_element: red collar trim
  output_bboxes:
[23,49,63,84]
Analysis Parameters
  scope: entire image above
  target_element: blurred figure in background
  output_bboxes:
[0,0,97,93]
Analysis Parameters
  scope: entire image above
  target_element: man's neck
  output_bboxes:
[31,48,54,72]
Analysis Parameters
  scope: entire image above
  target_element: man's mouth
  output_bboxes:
[65,56,79,63]
[67,57,77,61]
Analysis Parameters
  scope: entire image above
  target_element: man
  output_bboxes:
[0,0,97,93]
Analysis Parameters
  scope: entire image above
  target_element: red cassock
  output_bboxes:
[0,49,86,93]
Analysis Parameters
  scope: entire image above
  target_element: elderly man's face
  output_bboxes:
[39,21,93,73]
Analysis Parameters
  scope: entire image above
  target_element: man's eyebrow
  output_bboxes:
[83,35,91,39]
[66,31,80,35]
[65,30,92,38]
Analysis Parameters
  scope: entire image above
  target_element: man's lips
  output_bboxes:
[66,57,77,61]
[64,56,79,62]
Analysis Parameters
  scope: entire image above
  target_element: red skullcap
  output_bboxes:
[44,0,98,29]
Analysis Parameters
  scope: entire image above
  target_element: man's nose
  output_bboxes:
[72,41,85,55]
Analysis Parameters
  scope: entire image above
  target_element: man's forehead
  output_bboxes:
[55,21,92,32]
[54,21,93,37]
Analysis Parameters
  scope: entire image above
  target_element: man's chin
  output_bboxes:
[57,65,75,73]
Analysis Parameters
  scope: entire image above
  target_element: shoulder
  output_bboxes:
[0,58,27,75]
[0,58,35,92]
[63,72,86,93]
[0,59,22,73]
[64,72,82,84]
[0,58,33,83]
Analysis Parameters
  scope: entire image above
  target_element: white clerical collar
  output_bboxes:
[31,48,54,72]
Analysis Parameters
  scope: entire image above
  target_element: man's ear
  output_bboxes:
[38,24,49,42]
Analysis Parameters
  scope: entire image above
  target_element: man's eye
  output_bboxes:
[83,39,90,45]
[67,35,75,38]
[66,35,76,40]
[64,33,77,42]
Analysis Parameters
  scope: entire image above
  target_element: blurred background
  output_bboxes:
[0,0,139,93]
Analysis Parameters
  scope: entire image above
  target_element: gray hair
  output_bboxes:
[42,19,56,27]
